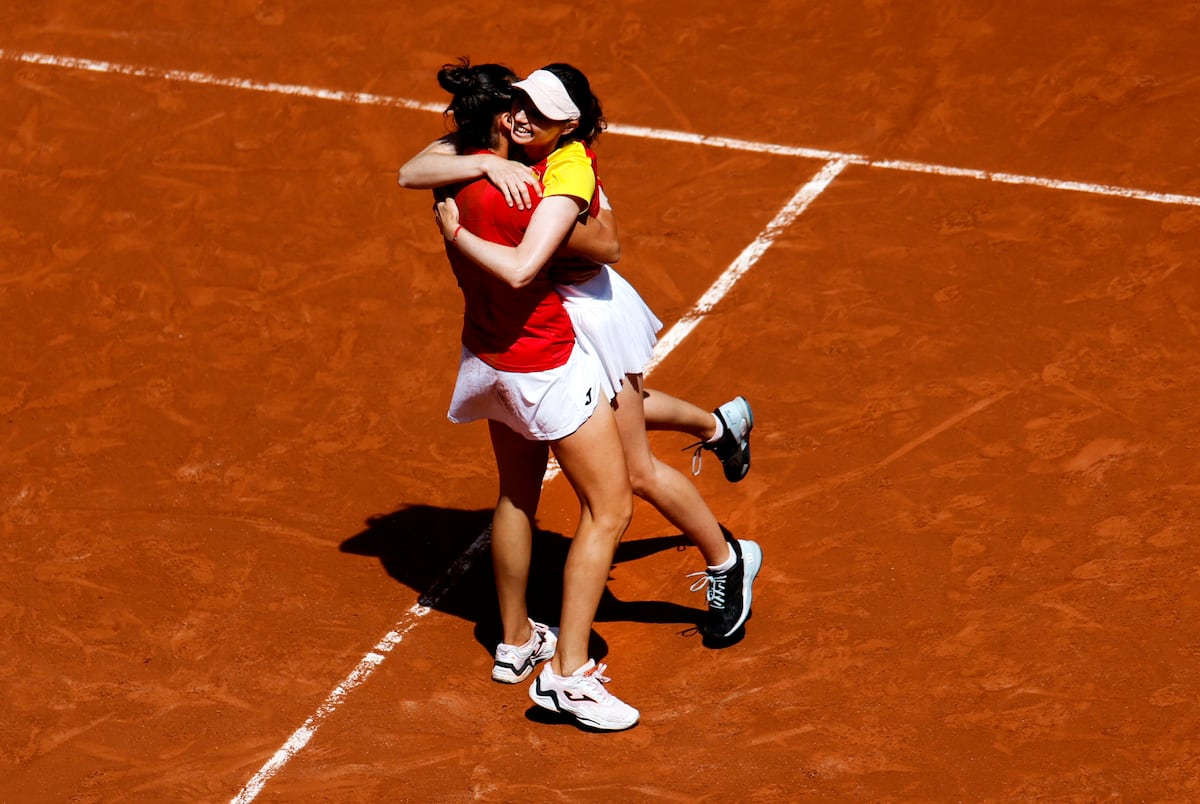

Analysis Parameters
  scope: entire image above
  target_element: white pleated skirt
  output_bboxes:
[557,266,663,401]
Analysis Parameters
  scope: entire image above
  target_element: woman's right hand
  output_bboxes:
[482,156,541,211]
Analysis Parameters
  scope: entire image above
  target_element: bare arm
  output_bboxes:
[550,185,619,283]
[560,205,620,266]
[398,136,540,210]
[435,195,584,288]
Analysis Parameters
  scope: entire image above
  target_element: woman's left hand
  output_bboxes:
[483,156,540,210]
[435,197,461,240]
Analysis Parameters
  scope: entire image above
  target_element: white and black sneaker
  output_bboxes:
[528,659,640,731]
[491,619,557,684]
[689,536,762,640]
[690,396,754,482]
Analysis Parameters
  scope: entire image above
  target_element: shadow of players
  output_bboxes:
[340,503,705,659]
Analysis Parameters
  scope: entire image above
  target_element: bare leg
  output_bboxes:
[487,420,549,647]
[549,401,633,676]
[642,387,717,440]
[613,375,730,567]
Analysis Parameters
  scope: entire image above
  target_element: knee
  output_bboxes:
[594,497,633,541]
[625,458,661,502]
[628,469,658,502]
[495,493,538,522]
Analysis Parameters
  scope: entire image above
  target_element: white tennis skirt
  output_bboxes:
[447,342,602,441]
[557,266,663,401]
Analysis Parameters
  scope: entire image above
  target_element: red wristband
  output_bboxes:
[452,224,464,244]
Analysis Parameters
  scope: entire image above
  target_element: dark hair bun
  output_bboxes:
[432,58,517,150]
[438,60,478,95]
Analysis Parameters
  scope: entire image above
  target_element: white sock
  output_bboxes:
[706,413,724,444]
[708,543,737,573]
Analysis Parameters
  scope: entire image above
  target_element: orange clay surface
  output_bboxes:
[3,3,1200,801]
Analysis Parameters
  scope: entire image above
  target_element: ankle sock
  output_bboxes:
[706,413,724,444]
[708,543,737,573]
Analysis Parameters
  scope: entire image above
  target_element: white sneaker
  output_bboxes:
[528,659,640,731]
[491,620,557,684]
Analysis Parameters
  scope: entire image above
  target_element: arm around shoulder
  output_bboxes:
[398,136,476,189]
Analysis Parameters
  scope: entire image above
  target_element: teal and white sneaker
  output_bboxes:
[689,535,762,640]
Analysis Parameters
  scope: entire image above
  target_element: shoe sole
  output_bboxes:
[739,397,755,431]
[492,666,533,684]
[528,680,640,731]
[724,397,753,483]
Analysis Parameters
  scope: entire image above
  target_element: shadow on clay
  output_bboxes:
[338,503,705,658]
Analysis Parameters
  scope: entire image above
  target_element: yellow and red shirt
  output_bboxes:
[534,140,598,217]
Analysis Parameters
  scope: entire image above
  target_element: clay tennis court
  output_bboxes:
[4,2,1200,801]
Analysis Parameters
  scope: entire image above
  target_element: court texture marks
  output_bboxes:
[3,6,1200,800]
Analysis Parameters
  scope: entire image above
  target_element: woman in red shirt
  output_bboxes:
[408,60,638,731]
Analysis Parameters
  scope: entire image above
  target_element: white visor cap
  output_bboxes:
[512,70,581,121]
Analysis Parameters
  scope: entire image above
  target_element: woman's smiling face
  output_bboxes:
[507,95,576,153]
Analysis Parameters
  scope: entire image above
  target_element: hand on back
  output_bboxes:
[483,155,541,211]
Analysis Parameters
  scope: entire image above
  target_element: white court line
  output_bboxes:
[4,47,1200,207]
[231,533,493,804]
[1,46,1191,799]
[0,48,445,113]
[608,126,1200,208]
[646,158,849,372]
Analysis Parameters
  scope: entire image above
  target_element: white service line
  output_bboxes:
[3,47,1200,207]
[230,608,423,804]
[646,158,849,372]
[232,530,494,803]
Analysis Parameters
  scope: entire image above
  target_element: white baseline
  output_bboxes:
[3,47,1200,208]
